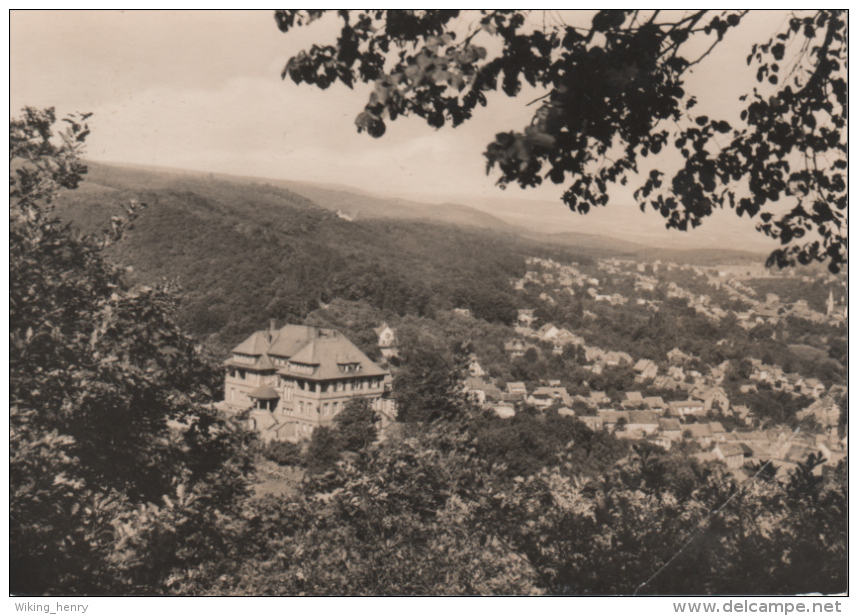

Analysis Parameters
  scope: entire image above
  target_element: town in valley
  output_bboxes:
[222,251,847,485]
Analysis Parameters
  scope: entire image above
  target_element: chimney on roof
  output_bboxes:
[269,319,277,341]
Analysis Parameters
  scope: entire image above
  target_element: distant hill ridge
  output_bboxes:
[76,160,765,263]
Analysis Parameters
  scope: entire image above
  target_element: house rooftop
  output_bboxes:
[232,330,273,356]
[230,323,387,381]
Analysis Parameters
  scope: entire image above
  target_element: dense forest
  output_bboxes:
[55,163,605,351]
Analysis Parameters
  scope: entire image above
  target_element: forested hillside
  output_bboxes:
[56,162,600,351]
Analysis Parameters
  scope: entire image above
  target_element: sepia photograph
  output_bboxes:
[8,9,848,602]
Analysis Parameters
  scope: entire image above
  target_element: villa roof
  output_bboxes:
[230,323,388,382]
[282,333,387,380]
[266,325,319,358]
[232,331,272,356]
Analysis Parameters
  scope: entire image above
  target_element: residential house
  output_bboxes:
[483,383,504,403]
[633,359,659,383]
[588,390,610,406]
[468,355,486,377]
[605,350,633,366]
[713,443,752,469]
[598,410,628,430]
[732,405,753,424]
[697,386,730,412]
[374,322,399,359]
[624,410,660,437]
[532,386,572,406]
[517,309,535,326]
[683,423,714,447]
[526,392,555,409]
[644,396,667,414]
[491,403,516,419]
[731,431,772,461]
[464,377,489,405]
[536,323,560,341]
[621,391,645,409]
[554,328,585,348]
[584,346,606,363]
[800,378,825,399]
[579,416,605,431]
[648,434,675,451]
[667,347,693,364]
[797,396,841,428]
[506,382,528,399]
[224,323,391,442]
[653,375,679,391]
[504,338,527,359]
[667,365,686,381]
[658,417,682,440]
[708,421,727,442]
[693,451,720,464]
[669,399,706,417]
[514,325,535,337]
[709,360,731,384]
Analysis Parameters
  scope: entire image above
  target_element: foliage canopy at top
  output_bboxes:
[275,10,847,272]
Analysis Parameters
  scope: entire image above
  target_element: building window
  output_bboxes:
[323,403,329,416]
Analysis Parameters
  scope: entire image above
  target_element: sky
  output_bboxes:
[9,10,796,252]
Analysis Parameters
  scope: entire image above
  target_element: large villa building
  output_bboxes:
[222,321,394,441]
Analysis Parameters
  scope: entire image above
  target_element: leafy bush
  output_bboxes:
[262,440,303,467]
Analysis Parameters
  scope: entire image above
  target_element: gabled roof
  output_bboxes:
[374,322,394,335]
[627,410,658,424]
[684,423,713,438]
[716,443,747,457]
[598,410,629,423]
[634,359,656,371]
[533,386,569,397]
[670,399,704,409]
[658,418,681,431]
